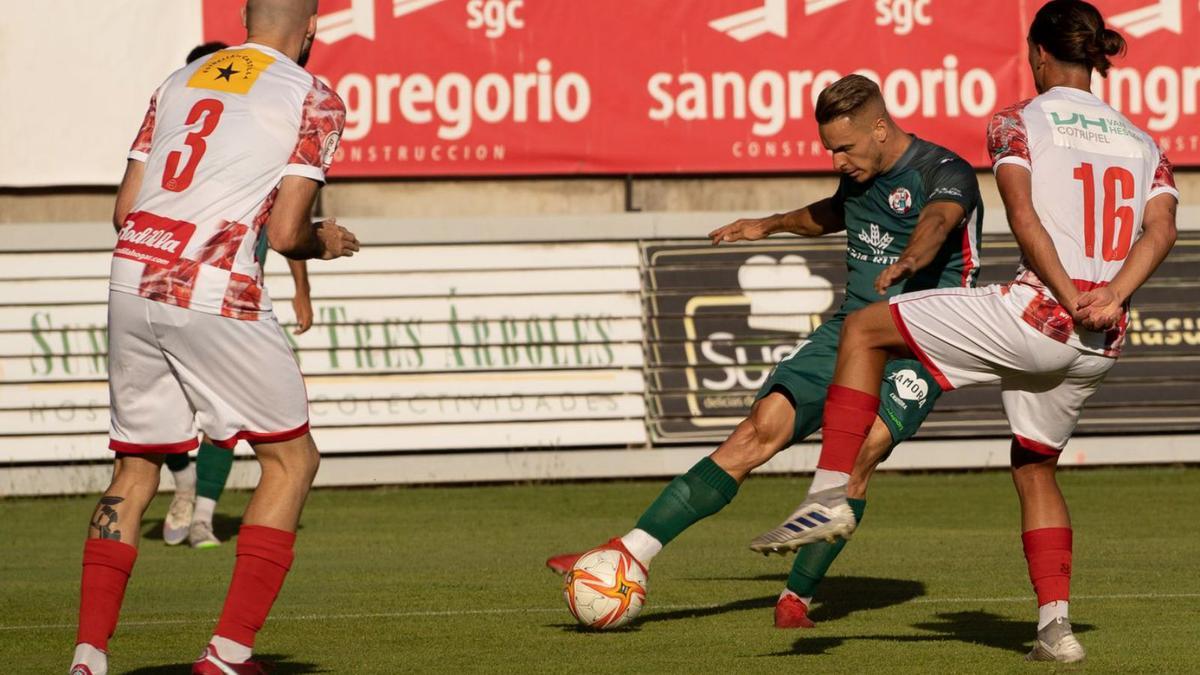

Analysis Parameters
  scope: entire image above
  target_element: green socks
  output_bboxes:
[634,457,739,546]
[196,441,234,502]
[786,497,867,597]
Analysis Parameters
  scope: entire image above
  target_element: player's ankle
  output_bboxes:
[619,529,662,568]
[808,469,850,495]
[210,635,253,663]
[72,643,107,675]
[778,589,811,608]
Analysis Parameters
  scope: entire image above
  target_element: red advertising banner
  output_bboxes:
[201,0,1199,177]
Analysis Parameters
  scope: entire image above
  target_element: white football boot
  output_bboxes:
[189,520,222,549]
[749,487,857,554]
[1026,617,1086,663]
[163,489,195,546]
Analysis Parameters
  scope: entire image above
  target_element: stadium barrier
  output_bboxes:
[1,210,1198,495]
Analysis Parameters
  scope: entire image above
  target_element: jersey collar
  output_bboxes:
[881,134,920,177]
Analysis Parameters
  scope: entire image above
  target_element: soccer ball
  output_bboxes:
[562,547,648,629]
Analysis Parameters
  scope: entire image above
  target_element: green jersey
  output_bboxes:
[833,135,983,315]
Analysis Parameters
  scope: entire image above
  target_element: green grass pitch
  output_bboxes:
[5,466,1199,673]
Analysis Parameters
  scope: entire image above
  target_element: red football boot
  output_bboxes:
[546,537,647,575]
[192,645,273,674]
[774,594,816,629]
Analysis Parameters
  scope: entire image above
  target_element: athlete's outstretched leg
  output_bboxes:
[750,303,913,552]
[625,393,795,566]
[74,453,165,674]
[206,434,320,664]
[545,393,796,574]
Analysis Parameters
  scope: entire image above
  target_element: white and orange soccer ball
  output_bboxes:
[562,547,648,629]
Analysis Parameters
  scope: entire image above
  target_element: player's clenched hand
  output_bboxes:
[1074,287,1123,331]
[315,218,360,260]
[708,217,773,246]
[875,258,917,295]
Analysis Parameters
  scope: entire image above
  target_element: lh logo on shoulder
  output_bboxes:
[114,212,195,268]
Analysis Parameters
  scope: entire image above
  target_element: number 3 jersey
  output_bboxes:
[111,42,346,320]
[987,86,1178,356]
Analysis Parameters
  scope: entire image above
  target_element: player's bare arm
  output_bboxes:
[996,163,1080,312]
[708,197,845,245]
[874,201,966,294]
[1076,194,1178,331]
[112,160,146,232]
[266,176,360,260]
[288,259,314,334]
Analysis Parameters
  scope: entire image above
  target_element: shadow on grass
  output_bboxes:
[766,611,1095,657]
[140,513,247,543]
[635,576,925,625]
[123,654,327,674]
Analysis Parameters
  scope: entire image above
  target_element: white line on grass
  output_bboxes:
[5,592,1199,632]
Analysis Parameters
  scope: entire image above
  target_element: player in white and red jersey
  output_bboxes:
[70,2,357,674]
[769,0,1178,664]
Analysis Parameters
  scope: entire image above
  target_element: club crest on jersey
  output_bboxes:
[888,187,913,214]
[113,212,196,268]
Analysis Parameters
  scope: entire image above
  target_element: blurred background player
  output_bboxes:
[546,75,983,629]
[775,0,1178,662]
[161,40,317,551]
[70,1,357,674]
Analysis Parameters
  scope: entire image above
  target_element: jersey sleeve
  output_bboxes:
[284,79,346,183]
[925,155,980,217]
[1148,150,1180,202]
[987,100,1032,172]
[128,90,159,163]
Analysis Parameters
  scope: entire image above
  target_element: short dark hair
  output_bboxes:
[1029,0,1126,76]
[186,41,229,65]
[815,75,884,125]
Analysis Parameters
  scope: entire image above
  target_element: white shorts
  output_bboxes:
[107,291,310,453]
[889,285,1115,453]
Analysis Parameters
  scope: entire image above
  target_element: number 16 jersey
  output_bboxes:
[111,42,346,321]
[987,86,1178,356]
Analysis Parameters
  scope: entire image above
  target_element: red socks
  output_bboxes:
[77,539,138,650]
[816,385,881,473]
[214,525,297,647]
[1022,527,1073,605]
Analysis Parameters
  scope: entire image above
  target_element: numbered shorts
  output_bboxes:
[889,285,1116,453]
[755,317,943,446]
[107,291,310,453]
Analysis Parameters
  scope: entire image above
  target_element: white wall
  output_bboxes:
[0,0,203,186]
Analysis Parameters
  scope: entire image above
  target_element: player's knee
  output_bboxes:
[719,415,786,471]
[110,454,163,495]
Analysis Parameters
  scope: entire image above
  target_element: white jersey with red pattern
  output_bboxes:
[987,86,1178,356]
[111,42,345,320]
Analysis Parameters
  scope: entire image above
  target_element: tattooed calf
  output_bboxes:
[91,496,125,541]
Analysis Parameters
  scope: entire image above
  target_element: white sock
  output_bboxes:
[71,643,107,675]
[1038,600,1069,630]
[194,497,217,525]
[172,463,197,493]
[210,636,253,663]
[778,588,812,608]
[808,469,850,496]
[619,529,663,567]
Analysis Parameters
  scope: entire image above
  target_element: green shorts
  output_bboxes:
[755,317,942,447]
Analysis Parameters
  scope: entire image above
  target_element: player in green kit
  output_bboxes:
[546,75,983,628]
[160,40,316,550]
